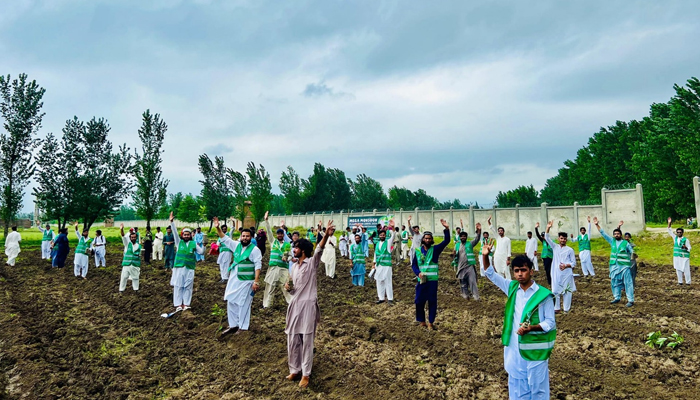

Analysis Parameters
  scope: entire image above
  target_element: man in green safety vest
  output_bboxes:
[169,212,204,312]
[37,221,56,260]
[73,222,93,279]
[264,211,293,308]
[594,217,635,307]
[668,217,691,285]
[482,243,556,399]
[451,223,482,300]
[214,216,263,338]
[119,223,142,293]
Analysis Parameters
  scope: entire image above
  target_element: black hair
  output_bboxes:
[60,228,68,234]
[624,232,632,237]
[558,232,567,238]
[249,226,255,231]
[221,224,227,229]
[511,255,533,270]
[401,225,406,229]
[412,225,419,230]
[96,230,102,234]
[498,227,504,231]
[527,231,532,235]
[354,234,361,239]
[276,228,285,234]
[166,226,172,230]
[459,231,468,237]
[241,228,253,236]
[292,231,300,236]
[296,238,313,257]
[394,227,399,232]
[456,227,461,231]
[11,226,17,231]
[676,227,684,233]
[613,228,622,235]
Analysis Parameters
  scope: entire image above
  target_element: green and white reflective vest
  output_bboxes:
[401,231,409,244]
[270,239,291,268]
[503,280,556,361]
[609,240,631,267]
[375,240,391,267]
[480,238,493,255]
[577,233,591,251]
[416,247,439,281]
[218,232,232,252]
[673,236,690,259]
[174,240,197,270]
[308,232,316,243]
[122,242,141,267]
[541,239,553,259]
[231,244,256,280]
[76,235,92,255]
[455,240,476,265]
[42,229,54,242]
[351,244,365,265]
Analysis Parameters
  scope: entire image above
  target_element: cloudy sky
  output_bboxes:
[2,0,700,212]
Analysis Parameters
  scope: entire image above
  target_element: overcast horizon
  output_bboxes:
[3,0,700,213]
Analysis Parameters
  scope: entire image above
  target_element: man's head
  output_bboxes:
[60,228,68,234]
[45,224,51,229]
[134,227,139,232]
[82,228,89,238]
[676,227,684,237]
[221,224,228,233]
[292,231,300,241]
[483,232,490,239]
[11,226,17,232]
[379,230,386,241]
[376,224,382,231]
[276,228,285,241]
[456,227,462,234]
[412,225,420,234]
[497,227,505,237]
[624,233,632,241]
[129,231,137,243]
[362,227,367,232]
[580,227,587,235]
[394,227,399,232]
[527,231,532,239]
[250,226,256,232]
[240,228,253,246]
[511,255,535,286]
[181,228,192,241]
[402,225,406,231]
[294,238,313,258]
[557,232,567,246]
[422,232,434,249]
[354,234,361,244]
[346,227,351,232]
[612,228,623,240]
[196,227,201,233]
[96,229,102,236]
[459,231,468,243]
[156,227,161,232]
[166,226,172,234]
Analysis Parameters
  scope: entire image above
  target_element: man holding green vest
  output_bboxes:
[169,212,205,311]
[119,223,142,293]
[215,217,263,337]
[451,223,482,300]
[264,211,293,308]
[73,223,93,279]
[371,221,396,304]
[570,216,595,277]
[482,243,556,399]
[668,217,691,285]
[594,217,635,307]
[411,219,451,329]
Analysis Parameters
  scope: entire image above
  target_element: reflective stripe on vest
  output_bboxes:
[270,239,290,268]
[674,237,690,258]
[609,240,631,267]
[218,232,232,252]
[417,247,439,281]
[76,236,92,255]
[401,231,409,244]
[42,230,53,241]
[502,280,556,361]
[351,244,365,265]
[577,234,591,251]
[375,241,391,267]
[174,240,197,270]
[231,244,256,280]
[122,242,141,267]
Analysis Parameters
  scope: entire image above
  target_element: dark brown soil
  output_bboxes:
[1,247,699,399]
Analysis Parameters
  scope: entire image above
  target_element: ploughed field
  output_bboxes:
[0,245,699,399]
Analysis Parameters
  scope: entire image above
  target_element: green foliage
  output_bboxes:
[0,73,45,234]
[198,154,233,230]
[349,173,388,210]
[496,185,539,207]
[114,205,137,221]
[646,331,684,350]
[177,193,204,224]
[133,110,168,229]
[279,166,303,213]
[246,162,272,224]
[228,170,248,223]
[270,194,285,214]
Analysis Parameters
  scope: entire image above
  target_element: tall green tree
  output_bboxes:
[199,154,232,231]
[247,162,272,225]
[300,163,331,212]
[388,186,416,210]
[0,73,45,234]
[228,169,249,224]
[32,133,71,227]
[279,166,303,214]
[177,193,204,224]
[349,174,388,210]
[133,110,168,230]
[326,167,352,210]
[496,185,539,208]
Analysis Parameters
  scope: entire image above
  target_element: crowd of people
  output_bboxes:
[3,213,694,397]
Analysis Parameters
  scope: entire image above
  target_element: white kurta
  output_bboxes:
[93,235,107,267]
[669,228,692,272]
[169,224,204,305]
[544,234,577,295]
[490,225,512,279]
[321,235,337,277]
[525,237,539,271]
[5,231,21,266]
[38,226,55,259]
[221,236,263,305]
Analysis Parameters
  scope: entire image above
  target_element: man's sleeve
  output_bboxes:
[411,253,420,276]
[485,265,509,295]
[599,229,613,245]
[537,296,556,333]
[434,229,451,255]
[252,247,263,270]
[544,233,556,249]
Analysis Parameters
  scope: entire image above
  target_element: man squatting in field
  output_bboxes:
[169,212,204,312]
[482,241,557,399]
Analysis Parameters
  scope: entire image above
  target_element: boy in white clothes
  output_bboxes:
[339,232,349,258]
[570,216,595,277]
[668,217,691,285]
[524,231,539,272]
[93,230,107,267]
[540,221,577,313]
[488,216,512,279]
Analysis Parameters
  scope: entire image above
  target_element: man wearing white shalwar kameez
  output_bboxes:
[406,215,423,264]
[570,217,595,277]
[525,231,539,272]
[37,223,55,260]
[93,230,107,267]
[489,217,512,279]
[73,223,93,279]
[169,214,204,311]
[119,224,141,292]
[153,227,164,261]
[372,224,396,304]
[5,227,21,266]
[668,217,692,285]
[215,218,262,336]
[541,221,577,313]
[321,234,337,278]
[339,233,348,258]
[216,224,233,282]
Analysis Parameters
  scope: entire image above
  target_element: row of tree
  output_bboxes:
[496,77,700,221]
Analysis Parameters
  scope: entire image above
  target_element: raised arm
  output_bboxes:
[535,222,545,243]
[74,223,81,239]
[433,219,451,255]
[470,223,482,247]
[264,211,275,239]
[315,221,335,262]
[170,211,180,247]
[543,221,556,249]
[482,243,510,294]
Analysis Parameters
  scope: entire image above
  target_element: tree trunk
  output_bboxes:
[209,219,214,233]
[3,220,8,237]
[146,219,151,231]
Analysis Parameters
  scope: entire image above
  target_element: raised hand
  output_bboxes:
[487,216,492,225]
[593,217,599,225]
[169,211,174,222]
[587,216,591,223]
[618,220,624,227]
[546,220,553,229]
[119,223,124,229]
[74,222,78,228]
[476,222,481,230]
[481,243,493,255]
[264,211,269,221]
[213,216,220,228]
[535,222,540,229]
[440,219,449,229]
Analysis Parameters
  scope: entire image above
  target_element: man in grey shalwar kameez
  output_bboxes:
[452,223,482,300]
